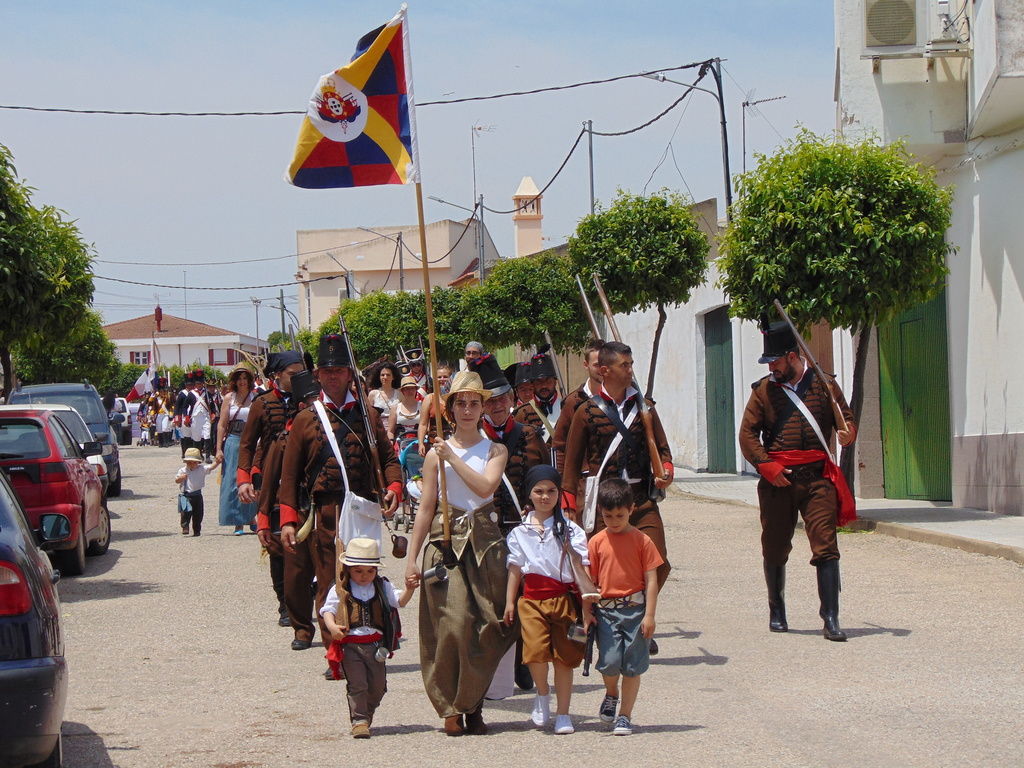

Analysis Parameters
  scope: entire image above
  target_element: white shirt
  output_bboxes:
[440,439,492,511]
[320,578,401,637]
[506,512,589,583]
[189,388,213,441]
[176,462,215,493]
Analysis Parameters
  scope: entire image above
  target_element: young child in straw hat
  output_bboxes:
[175,446,221,536]
[320,538,415,739]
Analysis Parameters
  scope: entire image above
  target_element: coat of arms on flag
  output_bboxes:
[286,5,418,189]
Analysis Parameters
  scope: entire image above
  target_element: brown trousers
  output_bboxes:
[341,642,388,725]
[758,476,840,566]
[590,498,671,589]
[283,509,322,645]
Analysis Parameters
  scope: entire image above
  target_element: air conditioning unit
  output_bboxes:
[862,0,927,57]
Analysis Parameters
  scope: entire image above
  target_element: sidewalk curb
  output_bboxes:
[849,517,1024,566]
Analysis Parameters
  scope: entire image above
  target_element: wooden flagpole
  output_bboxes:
[414,182,455,565]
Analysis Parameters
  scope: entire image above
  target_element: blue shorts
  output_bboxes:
[594,603,649,678]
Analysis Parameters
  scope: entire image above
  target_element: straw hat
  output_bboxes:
[183,447,203,463]
[399,375,418,389]
[342,538,383,567]
[443,370,491,420]
[229,363,253,382]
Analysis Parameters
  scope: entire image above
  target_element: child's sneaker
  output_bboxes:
[554,714,574,734]
[599,694,618,723]
[612,715,633,735]
[531,692,551,726]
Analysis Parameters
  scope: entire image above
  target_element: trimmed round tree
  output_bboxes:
[719,130,955,481]
[568,189,709,398]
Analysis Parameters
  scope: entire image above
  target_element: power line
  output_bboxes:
[95,274,340,290]
[0,61,710,117]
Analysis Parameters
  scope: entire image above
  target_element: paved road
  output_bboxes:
[59,443,1024,767]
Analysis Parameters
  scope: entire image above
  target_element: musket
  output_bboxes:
[592,275,669,484]
[543,331,566,398]
[772,299,849,432]
[582,620,597,677]
[336,313,391,517]
[576,274,601,338]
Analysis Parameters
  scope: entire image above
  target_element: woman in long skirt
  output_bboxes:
[216,364,257,534]
[405,370,517,736]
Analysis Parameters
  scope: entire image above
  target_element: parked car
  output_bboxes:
[0,471,69,768]
[114,397,132,446]
[0,409,107,577]
[2,405,110,499]
[8,383,123,497]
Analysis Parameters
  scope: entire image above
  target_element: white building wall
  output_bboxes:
[835,0,1024,513]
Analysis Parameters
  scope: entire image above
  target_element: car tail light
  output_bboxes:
[42,461,69,482]
[0,562,31,616]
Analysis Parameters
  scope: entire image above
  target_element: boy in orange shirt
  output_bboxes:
[584,478,663,735]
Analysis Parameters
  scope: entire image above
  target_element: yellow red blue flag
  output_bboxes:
[286,5,418,189]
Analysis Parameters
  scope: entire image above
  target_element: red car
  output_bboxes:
[0,408,107,576]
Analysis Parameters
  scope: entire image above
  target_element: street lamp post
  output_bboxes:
[428,195,488,283]
[250,297,262,355]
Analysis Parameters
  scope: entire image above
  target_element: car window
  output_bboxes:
[11,390,106,424]
[51,411,93,444]
[49,418,82,459]
[0,419,52,460]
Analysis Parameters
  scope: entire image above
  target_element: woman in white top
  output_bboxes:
[367,362,401,420]
[216,364,257,533]
[387,375,421,444]
[404,370,516,737]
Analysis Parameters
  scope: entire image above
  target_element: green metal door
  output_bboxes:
[704,307,736,473]
[878,291,952,500]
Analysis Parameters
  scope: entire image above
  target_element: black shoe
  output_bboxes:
[324,667,337,680]
[278,613,291,627]
[514,662,534,691]
[816,560,847,642]
[649,638,659,656]
[291,639,312,651]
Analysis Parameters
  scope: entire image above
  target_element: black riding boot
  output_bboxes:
[269,554,289,626]
[763,562,788,632]
[816,560,847,641]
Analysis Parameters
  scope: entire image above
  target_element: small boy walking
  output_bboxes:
[584,478,664,735]
[504,465,591,734]
[175,447,220,536]
[320,538,415,739]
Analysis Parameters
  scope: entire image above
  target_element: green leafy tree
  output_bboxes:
[568,189,709,397]
[0,144,95,400]
[13,309,117,386]
[266,330,290,351]
[99,363,148,397]
[465,250,590,353]
[719,130,955,481]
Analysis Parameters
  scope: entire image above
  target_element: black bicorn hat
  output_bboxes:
[289,370,322,401]
[514,361,533,387]
[192,368,205,381]
[318,334,352,369]
[529,344,557,382]
[469,353,512,398]
[758,321,799,364]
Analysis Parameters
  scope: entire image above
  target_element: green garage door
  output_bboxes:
[878,291,952,500]
[704,306,736,473]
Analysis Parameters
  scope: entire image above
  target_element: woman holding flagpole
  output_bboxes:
[404,370,517,735]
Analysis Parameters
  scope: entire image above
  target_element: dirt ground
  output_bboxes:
[57,442,1024,767]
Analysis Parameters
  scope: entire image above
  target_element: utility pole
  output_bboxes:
[182,271,188,319]
[251,297,262,355]
[586,120,595,215]
[279,289,286,338]
[478,194,486,283]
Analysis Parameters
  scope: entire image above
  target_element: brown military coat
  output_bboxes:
[488,420,549,533]
[236,388,292,486]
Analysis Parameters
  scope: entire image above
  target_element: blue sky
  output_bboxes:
[0,1,837,336]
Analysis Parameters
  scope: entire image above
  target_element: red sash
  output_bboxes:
[325,631,384,681]
[523,574,572,600]
[768,449,857,526]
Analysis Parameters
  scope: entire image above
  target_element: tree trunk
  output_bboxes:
[0,345,12,403]
[839,325,872,492]
[645,303,668,400]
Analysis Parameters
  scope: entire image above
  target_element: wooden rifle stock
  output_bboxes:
[592,275,668,483]
[772,300,849,432]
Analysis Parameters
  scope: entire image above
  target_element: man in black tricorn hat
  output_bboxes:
[739,320,856,641]
[174,370,196,458]
[278,334,403,662]
[470,352,547,691]
[237,351,308,631]
[512,346,562,450]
